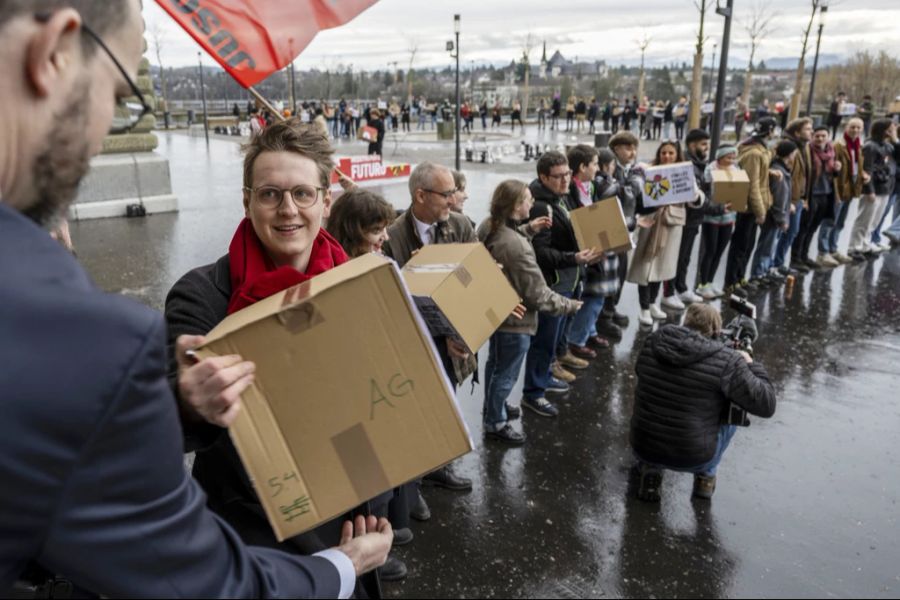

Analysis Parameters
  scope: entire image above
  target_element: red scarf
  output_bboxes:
[227,218,348,314]
[811,141,836,182]
[843,132,861,175]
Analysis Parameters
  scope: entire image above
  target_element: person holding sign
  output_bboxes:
[627,141,702,327]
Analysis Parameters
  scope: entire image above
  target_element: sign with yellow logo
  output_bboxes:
[641,162,697,208]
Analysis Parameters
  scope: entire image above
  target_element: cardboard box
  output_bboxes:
[195,254,473,541]
[888,101,900,115]
[642,161,698,208]
[570,197,635,254]
[402,243,520,353]
[710,168,751,213]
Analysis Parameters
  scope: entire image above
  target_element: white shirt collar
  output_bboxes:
[411,212,436,245]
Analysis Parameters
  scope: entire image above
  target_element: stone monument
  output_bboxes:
[70,38,178,220]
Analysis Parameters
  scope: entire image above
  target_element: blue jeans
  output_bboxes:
[773,203,804,268]
[818,199,852,254]
[566,295,605,347]
[750,222,780,279]
[483,332,531,431]
[524,292,572,400]
[885,193,900,240]
[872,192,899,244]
[639,425,738,477]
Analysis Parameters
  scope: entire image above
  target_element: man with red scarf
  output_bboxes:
[793,126,842,269]
[166,119,394,597]
[820,117,868,264]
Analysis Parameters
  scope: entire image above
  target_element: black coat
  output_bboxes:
[529,179,582,292]
[631,325,776,469]
[686,150,711,227]
[0,204,341,597]
[164,255,384,598]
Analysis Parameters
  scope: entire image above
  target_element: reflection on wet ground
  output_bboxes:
[71,133,900,598]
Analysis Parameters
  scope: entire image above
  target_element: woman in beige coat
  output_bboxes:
[627,140,701,326]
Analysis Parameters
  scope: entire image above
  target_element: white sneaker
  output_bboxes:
[679,290,704,304]
[878,241,892,251]
[639,309,653,326]
[711,285,726,298]
[817,253,840,268]
[661,295,686,311]
[649,304,667,320]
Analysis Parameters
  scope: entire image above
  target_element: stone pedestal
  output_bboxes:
[69,153,178,220]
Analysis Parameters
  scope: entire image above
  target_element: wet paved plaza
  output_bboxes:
[70,131,900,599]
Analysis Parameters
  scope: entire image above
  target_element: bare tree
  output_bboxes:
[689,0,712,129]
[788,0,823,120]
[521,33,536,121]
[406,41,418,102]
[740,1,777,106]
[636,33,652,108]
[150,23,168,114]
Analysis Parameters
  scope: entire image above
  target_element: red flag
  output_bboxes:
[156,0,378,88]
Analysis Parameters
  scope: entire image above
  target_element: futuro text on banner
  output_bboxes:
[156,0,378,88]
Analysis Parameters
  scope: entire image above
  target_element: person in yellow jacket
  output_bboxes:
[723,117,778,293]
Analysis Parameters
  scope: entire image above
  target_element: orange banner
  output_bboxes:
[156,0,378,88]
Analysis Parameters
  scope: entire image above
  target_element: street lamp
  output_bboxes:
[707,42,717,101]
[806,2,829,116]
[709,0,733,156]
[447,14,461,171]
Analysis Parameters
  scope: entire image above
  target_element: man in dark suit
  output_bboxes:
[0,2,391,597]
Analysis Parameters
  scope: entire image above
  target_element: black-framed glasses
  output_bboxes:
[35,12,152,134]
[244,185,325,210]
[423,188,458,200]
[547,170,573,181]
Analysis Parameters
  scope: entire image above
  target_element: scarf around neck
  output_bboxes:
[811,141,836,182]
[843,132,861,175]
[227,218,348,315]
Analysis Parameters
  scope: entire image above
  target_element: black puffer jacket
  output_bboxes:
[529,179,583,293]
[631,325,777,468]
[686,149,711,227]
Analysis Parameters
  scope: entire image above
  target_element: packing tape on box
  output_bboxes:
[331,423,391,502]
[597,231,611,251]
[485,307,502,329]
[277,302,325,335]
[454,265,473,288]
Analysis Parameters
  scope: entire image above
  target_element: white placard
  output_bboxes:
[642,162,698,208]
[839,103,857,116]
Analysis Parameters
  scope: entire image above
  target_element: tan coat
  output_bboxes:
[833,140,865,201]
[626,205,686,286]
[738,141,772,219]
[477,219,579,335]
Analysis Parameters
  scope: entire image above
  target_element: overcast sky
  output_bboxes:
[143,1,900,73]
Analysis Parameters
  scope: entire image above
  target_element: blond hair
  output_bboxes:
[684,304,723,338]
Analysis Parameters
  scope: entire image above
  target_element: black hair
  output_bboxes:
[870,118,894,143]
[775,139,798,159]
[567,144,599,174]
[537,151,568,177]
[597,148,616,168]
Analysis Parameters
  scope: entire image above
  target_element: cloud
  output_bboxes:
[143,1,900,73]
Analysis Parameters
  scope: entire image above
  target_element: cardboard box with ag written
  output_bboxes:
[710,168,751,213]
[195,253,473,541]
[570,197,635,254]
[402,243,520,353]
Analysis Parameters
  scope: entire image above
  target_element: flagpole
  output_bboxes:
[246,86,355,187]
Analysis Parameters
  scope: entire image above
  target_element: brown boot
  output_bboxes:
[558,351,589,370]
[551,361,576,382]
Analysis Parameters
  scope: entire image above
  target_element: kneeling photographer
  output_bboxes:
[630,303,776,502]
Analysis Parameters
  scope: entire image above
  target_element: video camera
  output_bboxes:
[718,296,758,427]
